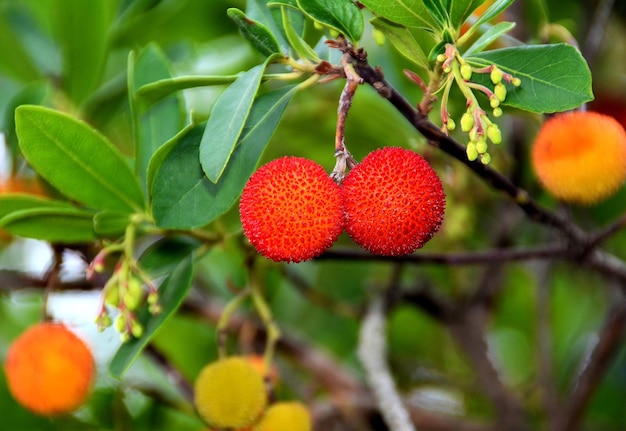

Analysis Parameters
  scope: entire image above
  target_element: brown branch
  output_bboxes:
[319,243,568,265]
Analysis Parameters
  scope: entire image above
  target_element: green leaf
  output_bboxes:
[93,211,131,237]
[466,44,593,113]
[296,0,364,43]
[109,254,194,379]
[358,0,436,30]
[153,86,297,229]
[50,0,114,104]
[0,207,97,243]
[470,0,513,31]
[268,0,299,6]
[0,5,40,82]
[138,236,202,278]
[228,8,282,57]
[448,0,486,29]
[282,6,319,61]
[421,0,448,26]
[0,194,80,219]
[200,63,266,183]
[463,21,515,56]
[370,17,428,70]
[136,75,240,106]
[247,0,291,51]
[132,43,184,194]
[15,106,146,213]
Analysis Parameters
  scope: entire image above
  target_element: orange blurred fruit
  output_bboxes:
[4,322,95,416]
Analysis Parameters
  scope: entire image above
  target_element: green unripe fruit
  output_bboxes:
[194,357,267,429]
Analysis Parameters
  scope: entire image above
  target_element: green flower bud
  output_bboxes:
[131,320,143,338]
[511,77,521,87]
[493,107,503,117]
[490,96,499,109]
[490,67,503,84]
[494,83,507,102]
[104,284,120,307]
[436,54,447,63]
[124,278,144,311]
[461,112,474,132]
[460,63,472,80]
[480,153,492,164]
[487,124,502,144]
[373,28,385,46]
[115,314,127,333]
[476,139,488,154]
[446,118,456,131]
[466,143,478,161]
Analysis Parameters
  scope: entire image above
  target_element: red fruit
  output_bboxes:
[239,156,344,262]
[341,147,446,256]
[4,322,95,416]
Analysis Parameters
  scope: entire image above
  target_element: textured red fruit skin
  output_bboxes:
[341,147,446,256]
[4,322,95,416]
[239,156,344,262]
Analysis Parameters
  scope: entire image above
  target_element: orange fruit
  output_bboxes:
[341,147,446,256]
[4,322,95,416]
[531,111,626,205]
[239,157,344,262]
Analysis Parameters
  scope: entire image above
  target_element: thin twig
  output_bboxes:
[358,297,417,431]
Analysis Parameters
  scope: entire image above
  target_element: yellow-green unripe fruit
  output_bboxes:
[254,401,312,431]
[194,357,267,429]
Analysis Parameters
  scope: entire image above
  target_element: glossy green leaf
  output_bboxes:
[153,86,297,229]
[421,0,448,26]
[0,6,40,82]
[358,0,435,30]
[297,0,364,43]
[370,17,428,70]
[138,236,202,278]
[448,0,486,28]
[228,8,282,57]
[0,194,80,218]
[15,106,146,213]
[466,44,593,113]
[468,0,515,33]
[463,21,515,56]
[199,63,266,183]
[136,75,240,106]
[0,207,97,243]
[247,0,291,51]
[109,254,194,379]
[132,44,184,194]
[93,211,131,237]
[268,0,299,7]
[282,6,319,61]
[50,0,114,104]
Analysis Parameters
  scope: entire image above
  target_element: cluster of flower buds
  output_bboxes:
[89,248,161,342]
[436,44,521,163]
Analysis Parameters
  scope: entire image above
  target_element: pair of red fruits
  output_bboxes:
[239,146,446,262]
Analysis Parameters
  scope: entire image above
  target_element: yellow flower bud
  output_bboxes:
[466,143,478,161]
[487,124,502,144]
